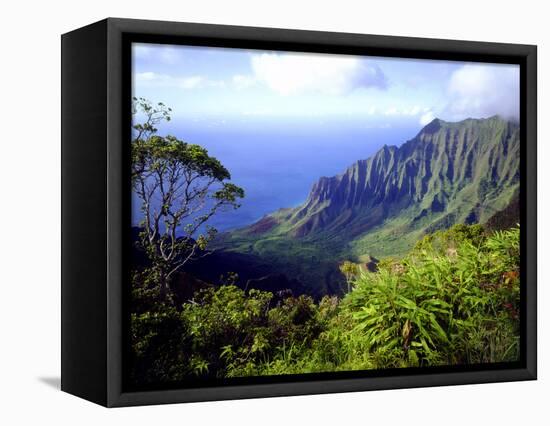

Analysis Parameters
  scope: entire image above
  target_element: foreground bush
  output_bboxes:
[130,225,520,382]
[257,226,520,374]
[344,226,520,368]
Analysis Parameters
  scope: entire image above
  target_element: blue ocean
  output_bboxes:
[131,117,420,233]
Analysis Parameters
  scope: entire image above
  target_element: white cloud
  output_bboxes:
[157,47,181,65]
[445,64,519,120]
[405,105,421,116]
[134,71,171,84]
[135,71,157,81]
[134,72,225,90]
[179,76,205,89]
[382,105,425,118]
[419,111,436,126]
[249,52,387,96]
[232,74,257,90]
[133,44,181,65]
[242,109,274,116]
[133,45,153,60]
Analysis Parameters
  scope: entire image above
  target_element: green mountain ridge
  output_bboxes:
[215,116,520,295]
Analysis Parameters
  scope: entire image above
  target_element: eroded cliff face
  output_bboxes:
[214,116,520,296]
[280,116,519,238]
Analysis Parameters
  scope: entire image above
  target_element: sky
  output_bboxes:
[132,43,520,128]
[131,43,520,232]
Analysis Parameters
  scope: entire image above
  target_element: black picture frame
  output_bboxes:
[61,17,537,407]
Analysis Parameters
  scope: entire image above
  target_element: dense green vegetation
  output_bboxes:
[130,224,520,384]
[129,99,520,386]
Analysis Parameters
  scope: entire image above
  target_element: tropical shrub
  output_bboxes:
[255,226,520,374]
[343,225,520,368]
[129,225,521,382]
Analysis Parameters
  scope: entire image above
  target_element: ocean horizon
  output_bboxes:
[131,117,421,234]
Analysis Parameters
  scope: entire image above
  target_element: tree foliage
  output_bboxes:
[131,98,244,301]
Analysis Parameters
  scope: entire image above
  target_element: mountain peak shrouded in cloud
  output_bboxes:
[445,63,520,121]
[409,63,519,126]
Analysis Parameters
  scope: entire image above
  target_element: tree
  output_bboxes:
[131,98,244,302]
[339,261,358,293]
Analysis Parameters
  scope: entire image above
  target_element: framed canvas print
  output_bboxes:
[61,18,537,407]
